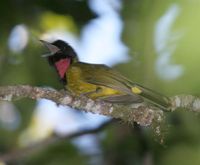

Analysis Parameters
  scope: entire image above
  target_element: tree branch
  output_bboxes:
[0,85,199,131]
[0,85,165,126]
[170,95,200,112]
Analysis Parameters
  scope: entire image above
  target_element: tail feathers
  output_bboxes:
[131,84,170,110]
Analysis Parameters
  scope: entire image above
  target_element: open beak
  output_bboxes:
[40,40,60,57]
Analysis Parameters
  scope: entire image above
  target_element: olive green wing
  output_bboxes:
[75,62,170,109]
[76,62,143,103]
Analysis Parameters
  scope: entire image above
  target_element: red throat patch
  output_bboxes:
[55,59,71,78]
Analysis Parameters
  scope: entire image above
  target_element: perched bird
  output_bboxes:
[40,40,170,110]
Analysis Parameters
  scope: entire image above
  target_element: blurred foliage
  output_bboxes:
[21,141,87,165]
[0,0,200,165]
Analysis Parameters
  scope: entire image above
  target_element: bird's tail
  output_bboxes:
[131,83,171,111]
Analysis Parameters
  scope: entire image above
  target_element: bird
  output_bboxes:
[40,39,170,110]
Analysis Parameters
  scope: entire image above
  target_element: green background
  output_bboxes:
[0,0,200,164]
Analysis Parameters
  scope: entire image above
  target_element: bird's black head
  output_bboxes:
[41,40,77,65]
[41,39,78,80]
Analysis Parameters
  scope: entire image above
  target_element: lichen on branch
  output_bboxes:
[0,85,200,134]
[0,85,165,126]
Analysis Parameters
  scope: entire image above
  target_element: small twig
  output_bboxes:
[0,119,115,163]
